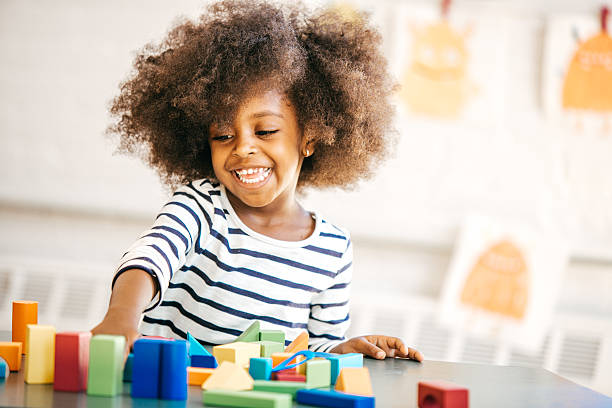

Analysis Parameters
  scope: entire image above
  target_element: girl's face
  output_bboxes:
[208,88,307,210]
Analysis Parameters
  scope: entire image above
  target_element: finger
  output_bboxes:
[407,348,424,362]
[358,337,386,359]
[366,336,402,358]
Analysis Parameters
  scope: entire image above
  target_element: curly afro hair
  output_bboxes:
[108,0,396,190]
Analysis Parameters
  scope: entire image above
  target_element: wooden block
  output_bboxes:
[131,338,163,398]
[188,332,211,356]
[335,367,373,396]
[202,361,254,391]
[87,334,125,397]
[284,331,308,353]
[123,353,134,382]
[296,389,375,408]
[191,354,218,368]
[54,331,91,392]
[235,320,260,342]
[259,341,284,358]
[0,356,9,378]
[24,324,55,384]
[327,353,363,385]
[141,335,174,341]
[253,380,308,398]
[259,330,285,345]
[305,359,331,388]
[272,371,306,382]
[187,367,214,386]
[418,380,469,408]
[160,339,188,400]
[213,342,260,366]
[0,342,22,371]
[202,389,291,408]
[12,301,37,355]
[249,357,272,380]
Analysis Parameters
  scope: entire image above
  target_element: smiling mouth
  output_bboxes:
[233,167,272,185]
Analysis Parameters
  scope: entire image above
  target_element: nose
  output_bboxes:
[232,132,257,157]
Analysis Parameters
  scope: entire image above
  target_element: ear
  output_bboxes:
[301,137,315,158]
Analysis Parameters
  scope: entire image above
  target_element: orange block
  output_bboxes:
[12,301,38,355]
[271,352,306,375]
[187,367,215,386]
[334,367,373,396]
[285,331,309,353]
[0,342,23,371]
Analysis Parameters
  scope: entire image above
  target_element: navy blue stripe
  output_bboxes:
[147,244,173,277]
[337,262,352,275]
[141,316,224,346]
[181,265,310,309]
[328,282,349,290]
[209,190,221,196]
[345,239,351,252]
[186,182,213,205]
[214,208,227,218]
[303,245,343,258]
[209,230,336,277]
[151,225,189,249]
[118,256,162,274]
[198,179,220,188]
[308,332,345,341]
[143,232,179,259]
[157,300,243,337]
[202,249,321,293]
[319,232,347,240]
[167,282,308,329]
[173,193,212,238]
[309,314,350,325]
[156,212,193,247]
[228,228,247,235]
[311,300,349,309]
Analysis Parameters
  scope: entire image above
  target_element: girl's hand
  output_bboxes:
[91,307,140,361]
[329,335,423,362]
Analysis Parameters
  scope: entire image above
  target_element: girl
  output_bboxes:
[93,0,423,362]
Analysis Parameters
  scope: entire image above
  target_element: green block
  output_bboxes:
[202,389,291,408]
[259,330,285,344]
[258,341,284,358]
[305,359,331,388]
[87,335,125,396]
[253,380,308,398]
[236,321,260,343]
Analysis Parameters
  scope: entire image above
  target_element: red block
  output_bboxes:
[418,380,468,408]
[54,332,91,392]
[272,371,306,382]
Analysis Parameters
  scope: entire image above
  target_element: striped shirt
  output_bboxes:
[113,179,352,352]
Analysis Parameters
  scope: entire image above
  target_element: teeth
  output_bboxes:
[234,168,271,184]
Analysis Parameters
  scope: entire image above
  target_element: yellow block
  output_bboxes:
[334,367,373,396]
[213,342,260,367]
[187,367,215,386]
[285,331,309,353]
[24,324,55,384]
[202,361,253,391]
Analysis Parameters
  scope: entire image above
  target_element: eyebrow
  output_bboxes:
[251,110,284,119]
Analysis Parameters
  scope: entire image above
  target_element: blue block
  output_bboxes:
[190,354,218,368]
[248,357,272,380]
[160,340,188,400]
[131,339,163,398]
[123,353,134,382]
[328,353,363,385]
[296,389,375,408]
[0,356,8,379]
[187,332,211,356]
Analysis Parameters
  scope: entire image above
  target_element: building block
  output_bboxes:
[141,335,174,341]
[285,331,308,353]
[54,331,91,392]
[0,342,22,371]
[87,334,125,397]
[296,389,375,408]
[272,371,306,382]
[334,367,373,396]
[188,367,215,386]
[188,332,211,356]
[202,389,291,408]
[249,357,272,380]
[327,353,363,385]
[131,338,163,398]
[12,301,37,355]
[213,342,260,366]
[306,358,331,388]
[191,354,218,368]
[259,330,285,344]
[123,353,134,382]
[271,352,303,374]
[258,341,285,358]
[253,380,308,398]
[418,380,469,408]
[160,340,188,400]
[0,356,9,378]
[235,320,260,342]
[202,361,254,391]
[24,324,55,384]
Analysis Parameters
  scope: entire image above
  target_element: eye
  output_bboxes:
[255,130,279,137]
[211,134,233,142]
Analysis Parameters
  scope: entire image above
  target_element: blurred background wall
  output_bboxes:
[0,0,611,396]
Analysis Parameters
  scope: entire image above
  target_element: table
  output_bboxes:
[1,354,611,408]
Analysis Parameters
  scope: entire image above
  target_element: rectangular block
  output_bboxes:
[12,301,38,354]
[272,371,306,382]
[306,359,331,388]
[54,332,91,392]
[203,389,291,408]
[131,338,163,398]
[259,341,284,358]
[213,342,261,367]
[160,340,188,400]
[418,380,468,408]
[328,353,363,385]
[87,335,125,397]
[249,357,272,380]
[123,353,134,382]
[0,356,8,378]
[296,389,375,408]
[187,367,214,386]
[259,330,285,345]
[253,380,308,398]
[191,354,218,368]
[0,342,22,371]
[24,324,55,384]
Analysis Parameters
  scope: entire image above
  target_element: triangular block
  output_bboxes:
[202,361,254,391]
[235,321,260,343]
[335,367,373,396]
[188,333,211,356]
[284,331,308,353]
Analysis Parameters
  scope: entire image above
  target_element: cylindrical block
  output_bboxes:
[160,340,188,400]
[12,301,38,354]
